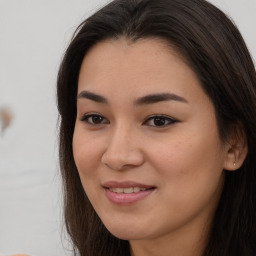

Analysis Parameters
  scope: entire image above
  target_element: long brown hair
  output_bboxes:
[57,0,256,255]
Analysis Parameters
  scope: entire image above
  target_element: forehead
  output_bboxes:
[77,38,206,105]
[80,37,183,72]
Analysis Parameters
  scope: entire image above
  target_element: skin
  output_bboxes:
[73,38,238,256]
[11,255,30,256]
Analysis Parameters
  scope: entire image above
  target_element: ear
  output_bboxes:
[223,121,248,171]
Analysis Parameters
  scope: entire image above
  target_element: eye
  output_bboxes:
[80,113,109,125]
[143,115,177,127]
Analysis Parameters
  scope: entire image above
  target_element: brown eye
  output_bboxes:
[81,114,109,125]
[153,117,167,126]
[143,115,177,127]
[90,115,104,124]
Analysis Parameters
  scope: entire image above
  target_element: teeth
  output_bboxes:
[115,188,124,193]
[133,187,140,193]
[124,187,133,194]
[109,187,147,194]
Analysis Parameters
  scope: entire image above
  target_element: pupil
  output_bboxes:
[154,117,165,126]
[92,116,102,124]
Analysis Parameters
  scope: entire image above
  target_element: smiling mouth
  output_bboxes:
[108,187,148,194]
[103,182,156,205]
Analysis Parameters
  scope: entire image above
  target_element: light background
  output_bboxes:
[0,0,255,255]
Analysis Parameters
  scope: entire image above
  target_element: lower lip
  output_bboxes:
[105,188,155,205]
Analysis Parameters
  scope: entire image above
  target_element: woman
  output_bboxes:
[57,0,256,255]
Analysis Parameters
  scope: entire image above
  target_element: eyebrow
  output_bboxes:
[77,90,188,105]
[134,93,188,105]
[77,90,108,104]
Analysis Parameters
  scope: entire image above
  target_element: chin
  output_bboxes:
[110,231,143,240]
[105,224,149,240]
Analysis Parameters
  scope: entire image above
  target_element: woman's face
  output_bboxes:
[73,38,229,248]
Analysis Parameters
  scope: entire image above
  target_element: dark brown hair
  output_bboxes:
[57,0,256,255]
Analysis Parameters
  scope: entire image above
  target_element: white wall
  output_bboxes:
[0,0,255,255]
[0,1,110,255]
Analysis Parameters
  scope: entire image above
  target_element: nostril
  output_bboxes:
[101,145,144,171]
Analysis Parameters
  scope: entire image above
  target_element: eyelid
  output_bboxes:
[79,113,178,127]
[142,114,178,127]
[80,112,109,125]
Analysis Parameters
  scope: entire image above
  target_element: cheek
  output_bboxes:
[148,129,225,194]
[147,135,225,226]
[72,127,104,206]
[72,125,102,178]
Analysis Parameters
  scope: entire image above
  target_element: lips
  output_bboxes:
[109,187,147,193]
[103,181,155,205]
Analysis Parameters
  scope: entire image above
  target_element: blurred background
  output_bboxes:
[0,0,255,255]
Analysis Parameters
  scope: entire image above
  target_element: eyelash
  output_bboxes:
[80,113,109,125]
[143,115,178,127]
[80,113,178,127]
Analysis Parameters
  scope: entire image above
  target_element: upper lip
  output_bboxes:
[102,181,155,189]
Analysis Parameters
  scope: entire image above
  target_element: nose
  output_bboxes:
[101,125,144,171]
